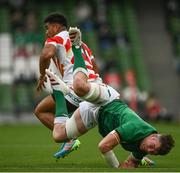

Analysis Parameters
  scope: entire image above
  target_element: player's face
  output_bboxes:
[141,134,161,155]
[44,23,57,38]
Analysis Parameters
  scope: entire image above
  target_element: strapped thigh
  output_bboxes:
[65,115,81,139]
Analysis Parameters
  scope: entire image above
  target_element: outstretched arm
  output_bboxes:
[98,130,120,168]
[98,130,140,168]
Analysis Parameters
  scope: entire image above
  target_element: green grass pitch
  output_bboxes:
[0,121,180,172]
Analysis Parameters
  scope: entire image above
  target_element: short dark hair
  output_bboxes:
[158,134,175,155]
[44,12,68,28]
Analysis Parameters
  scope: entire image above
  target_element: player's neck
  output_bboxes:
[59,26,67,32]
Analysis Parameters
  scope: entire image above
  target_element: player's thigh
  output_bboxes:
[65,108,88,139]
[74,108,88,134]
[35,95,55,114]
[79,101,98,129]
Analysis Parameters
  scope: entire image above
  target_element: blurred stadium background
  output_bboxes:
[0,0,180,171]
[0,0,180,122]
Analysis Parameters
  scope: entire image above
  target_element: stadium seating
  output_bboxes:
[103,0,150,91]
[0,8,10,32]
[0,0,150,114]
[122,0,150,91]
[106,1,131,85]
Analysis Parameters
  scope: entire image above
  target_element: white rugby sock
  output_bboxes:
[102,150,119,168]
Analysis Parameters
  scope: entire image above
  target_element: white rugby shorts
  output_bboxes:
[79,85,120,129]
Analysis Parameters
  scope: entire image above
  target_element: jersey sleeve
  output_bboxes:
[115,118,157,142]
[45,36,64,47]
[116,122,138,142]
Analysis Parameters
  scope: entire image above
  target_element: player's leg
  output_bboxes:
[72,46,119,104]
[34,94,79,130]
[34,95,55,130]
[72,45,90,97]
[52,89,69,141]
[35,74,82,159]
[54,108,86,158]
[46,70,94,156]
[53,95,82,158]
[52,89,82,158]
[46,73,82,158]
[52,104,81,159]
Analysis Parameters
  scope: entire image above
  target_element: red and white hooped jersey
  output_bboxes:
[45,31,100,85]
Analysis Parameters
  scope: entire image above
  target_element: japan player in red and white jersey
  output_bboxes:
[35,13,100,159]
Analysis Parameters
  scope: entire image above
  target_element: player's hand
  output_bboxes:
[119,161,132,168]
[69,27,82,47]
[36,75,47,93]
[119,160,138,168]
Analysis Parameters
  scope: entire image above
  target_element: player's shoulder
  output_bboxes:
[46,31,69,44]
[56,30,69,39]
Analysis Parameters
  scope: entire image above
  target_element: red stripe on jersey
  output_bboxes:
[86,64,93,70]
[71,56,74,64]
[65,39,71,52]
[71,42,98,80]
[71,45,93,67]
[82,53,92,65]
[89,73,98,79]
[46,36,64,45]
[82,43,93,56]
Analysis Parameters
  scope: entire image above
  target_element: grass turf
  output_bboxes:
[0,121,180,172]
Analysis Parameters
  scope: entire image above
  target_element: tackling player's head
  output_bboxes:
[140,133,174,155]
[44,12,68,38]
[156,134,175,155]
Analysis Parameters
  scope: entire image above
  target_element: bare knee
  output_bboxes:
[53,124,67,143]
[53,133,64,143]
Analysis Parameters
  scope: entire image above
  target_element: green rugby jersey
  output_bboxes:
[98,99,157,159]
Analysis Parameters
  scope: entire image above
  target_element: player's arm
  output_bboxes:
[98,130,141,169]
[39,44,56,76]
[98,130,120,168]
[37,44,56,91]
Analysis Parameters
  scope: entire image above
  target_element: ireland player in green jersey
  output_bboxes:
[45,59,174,168]
[45,30,174,168]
